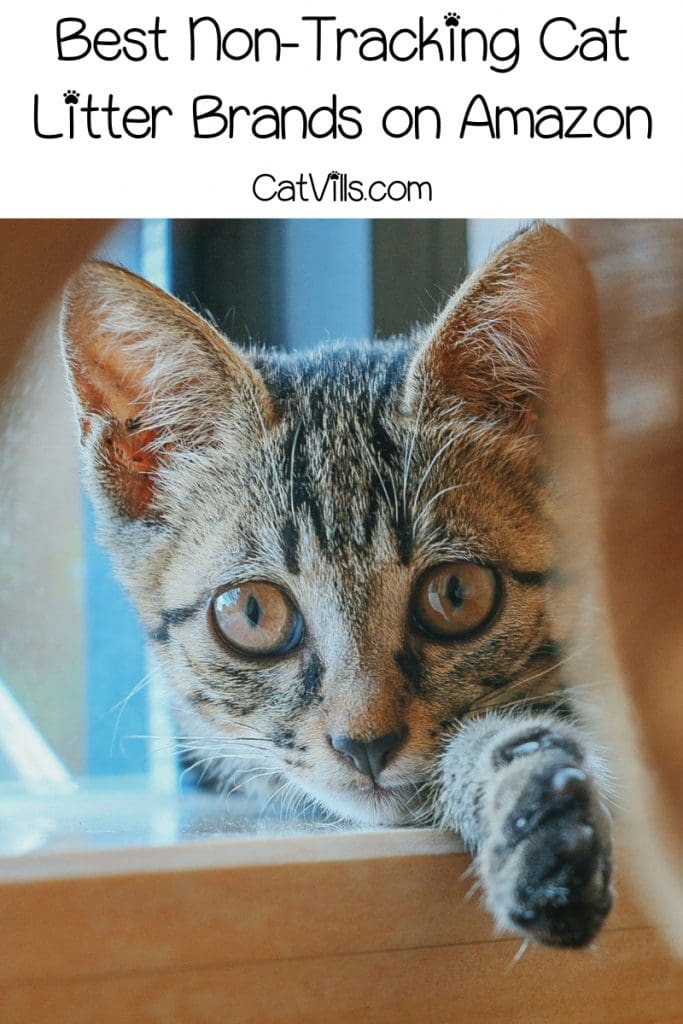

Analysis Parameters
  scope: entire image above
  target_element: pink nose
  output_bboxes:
[328,728,408,781]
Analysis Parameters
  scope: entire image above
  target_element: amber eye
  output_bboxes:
[412,562,500,640]
[212,582,304,658]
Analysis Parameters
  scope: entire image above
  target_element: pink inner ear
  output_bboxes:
[100,420,163,519]
[69,358,164,518]
[63,260,279,520]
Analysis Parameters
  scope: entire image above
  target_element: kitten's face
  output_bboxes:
[61,226,576,824]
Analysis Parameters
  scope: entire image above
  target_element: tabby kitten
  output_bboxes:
[61,223,612,948]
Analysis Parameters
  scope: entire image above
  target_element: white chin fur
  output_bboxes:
[298,779,419,826]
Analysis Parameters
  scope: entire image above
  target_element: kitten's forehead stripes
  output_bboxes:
[256,344,415,568]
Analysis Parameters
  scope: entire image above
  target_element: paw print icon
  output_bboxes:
[329,171,341,180]
[63,90,80,105]
[444,12,461,27]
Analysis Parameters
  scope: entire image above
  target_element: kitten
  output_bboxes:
[60,223,613,948]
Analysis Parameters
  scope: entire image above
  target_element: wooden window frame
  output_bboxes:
[2,829,683,1022]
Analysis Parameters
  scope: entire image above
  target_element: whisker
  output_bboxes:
[469,693,559,719]
[412,483,464,535]
[279,781,301,824]
[285,785,304,822]
[224,768,281,802]
[108,670,155,757]
[464,877,484,902]
[403,377,427,519]
[126,731,275,744]
[507,939,530,971]
[108,671,154,716]
[258,779,291,824]
[288,420,302,522]
[175,745,270,762]
[179,753,220,787]
[464,643,592,719]
[410,434,460,525]
[459,861,478,881]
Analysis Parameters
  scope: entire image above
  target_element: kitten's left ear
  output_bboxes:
[61,261,275,519]
[404,224,596,429]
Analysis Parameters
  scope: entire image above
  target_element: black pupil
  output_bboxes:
[446,575,465,609]
[245,594,261,628]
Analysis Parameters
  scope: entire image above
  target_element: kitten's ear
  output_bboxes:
[404,224,596,428]
[61,261,274,519]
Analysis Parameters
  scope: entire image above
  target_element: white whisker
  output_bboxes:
[507,939,530,970]
[403,377,427,519]
[288,420,303,521]
[410,433,460,525]
[258,779,291,824]
[412,483,464,535]
[108,671,155,757]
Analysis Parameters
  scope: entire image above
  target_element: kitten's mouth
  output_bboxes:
[347,782,426,825]
[362,781,415,799]
[300,776,428,826]
[367,783,421,811]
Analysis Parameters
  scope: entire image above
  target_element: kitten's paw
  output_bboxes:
[481,735,613,948]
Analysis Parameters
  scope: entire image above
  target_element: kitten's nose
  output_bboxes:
[329,729,408,781]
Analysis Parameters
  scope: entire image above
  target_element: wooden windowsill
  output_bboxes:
[2,813,683,1022]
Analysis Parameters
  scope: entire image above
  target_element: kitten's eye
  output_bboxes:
[412,562,500,640]
[212,582,304,658]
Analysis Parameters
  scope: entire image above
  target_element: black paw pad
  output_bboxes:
[555,823,595,863]
[63,90,80,105]
[444,12,461,27]
[551,766,588,800]
[504,761,591,846]
[499,762,612,947]
[510,907,539,928]
[494,728,582,768]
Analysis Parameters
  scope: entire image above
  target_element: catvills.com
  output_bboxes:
[252,172,433,203]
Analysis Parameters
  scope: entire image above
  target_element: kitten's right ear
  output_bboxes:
[61,261,274,520]
[403,224,596,431]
